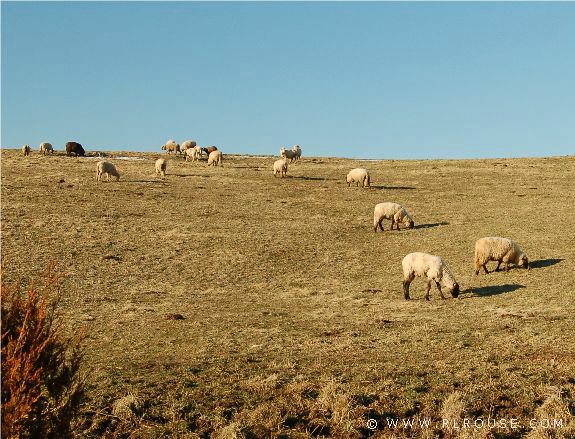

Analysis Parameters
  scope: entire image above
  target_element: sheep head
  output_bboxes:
[451,283,460,298]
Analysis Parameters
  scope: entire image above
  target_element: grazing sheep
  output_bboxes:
[280,147,296,162]
[155,158,167,177]
[207,150,223,167]
[474,237,529,274]
[402,252,460,300]
[66,141,85,157]
[39,142,53,154]
[184,146,201,162]
[346,168,371,188]
[373,202,414,232]
[201,146,218,156]
[291,145,302,161]
[273,158,288,177]
[96,161,121,182]
[161,139,180,154]
[21,144,31,156]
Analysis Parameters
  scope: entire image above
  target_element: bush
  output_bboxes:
[1,263,85,438]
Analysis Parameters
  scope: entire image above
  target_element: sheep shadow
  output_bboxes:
[371,185,416,190]
[529,258,564,269]
[172,173,212,178]
[290,175,332,181]
[125,179,168,184]
[414,222,449,229]
[468,284,525,297]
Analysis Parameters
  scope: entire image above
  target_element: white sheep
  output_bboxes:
[21,144,31,156]
[184,147,201,162]
[39,142,53,154]
[96,161,121,182]
[373,202,414,232]
[346,168,371,188]
[402,252,460,300]
[273,158,288,177]
[474,237,529,274]
[280,147,296,162]
[155,158,167,177]
[207,150,223,167]
[181,140,197,151]
[161,139,180,154]
[291,145,302,161]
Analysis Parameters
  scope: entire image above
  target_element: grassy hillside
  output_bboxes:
[2,149,574,438]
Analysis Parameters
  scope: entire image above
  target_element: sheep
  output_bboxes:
[96,161,120,182]
[201,146,218,156]
[291,145,302,161]
[207,150,223,167]
[184,146,201,162]
[39,142,53,154]
[155,158,167,177]
[66,141,85,156]
[474,237,529,275]
[402,252,460,300]
[21,144,31,156]
[273,158,288,177]
[346,168,371,188]
[161,139,180,154]
[280,147,296,162]
[181,140,197,151]
[373,202,414,232]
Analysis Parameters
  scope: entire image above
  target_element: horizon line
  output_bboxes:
[2,147,573,162]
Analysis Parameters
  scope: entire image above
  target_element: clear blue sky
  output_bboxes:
[2,1,574,159]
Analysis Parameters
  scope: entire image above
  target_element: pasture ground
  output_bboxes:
[1,149,574,438]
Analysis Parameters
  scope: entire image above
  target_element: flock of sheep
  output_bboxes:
[22,142,54,156]
[342,167,530,300]
[273,145,302,177]
[19,140,531,300]
[161,139,223,166]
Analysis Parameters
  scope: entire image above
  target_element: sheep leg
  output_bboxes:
[403,273,414,300]
[425,281,432,300]
[495,261,502,272]
[435,281,446,299]
[505,262,510,272]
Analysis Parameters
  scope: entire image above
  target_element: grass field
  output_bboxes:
[1,149,574,438]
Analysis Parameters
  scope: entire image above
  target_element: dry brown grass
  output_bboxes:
[1,149,574,437]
